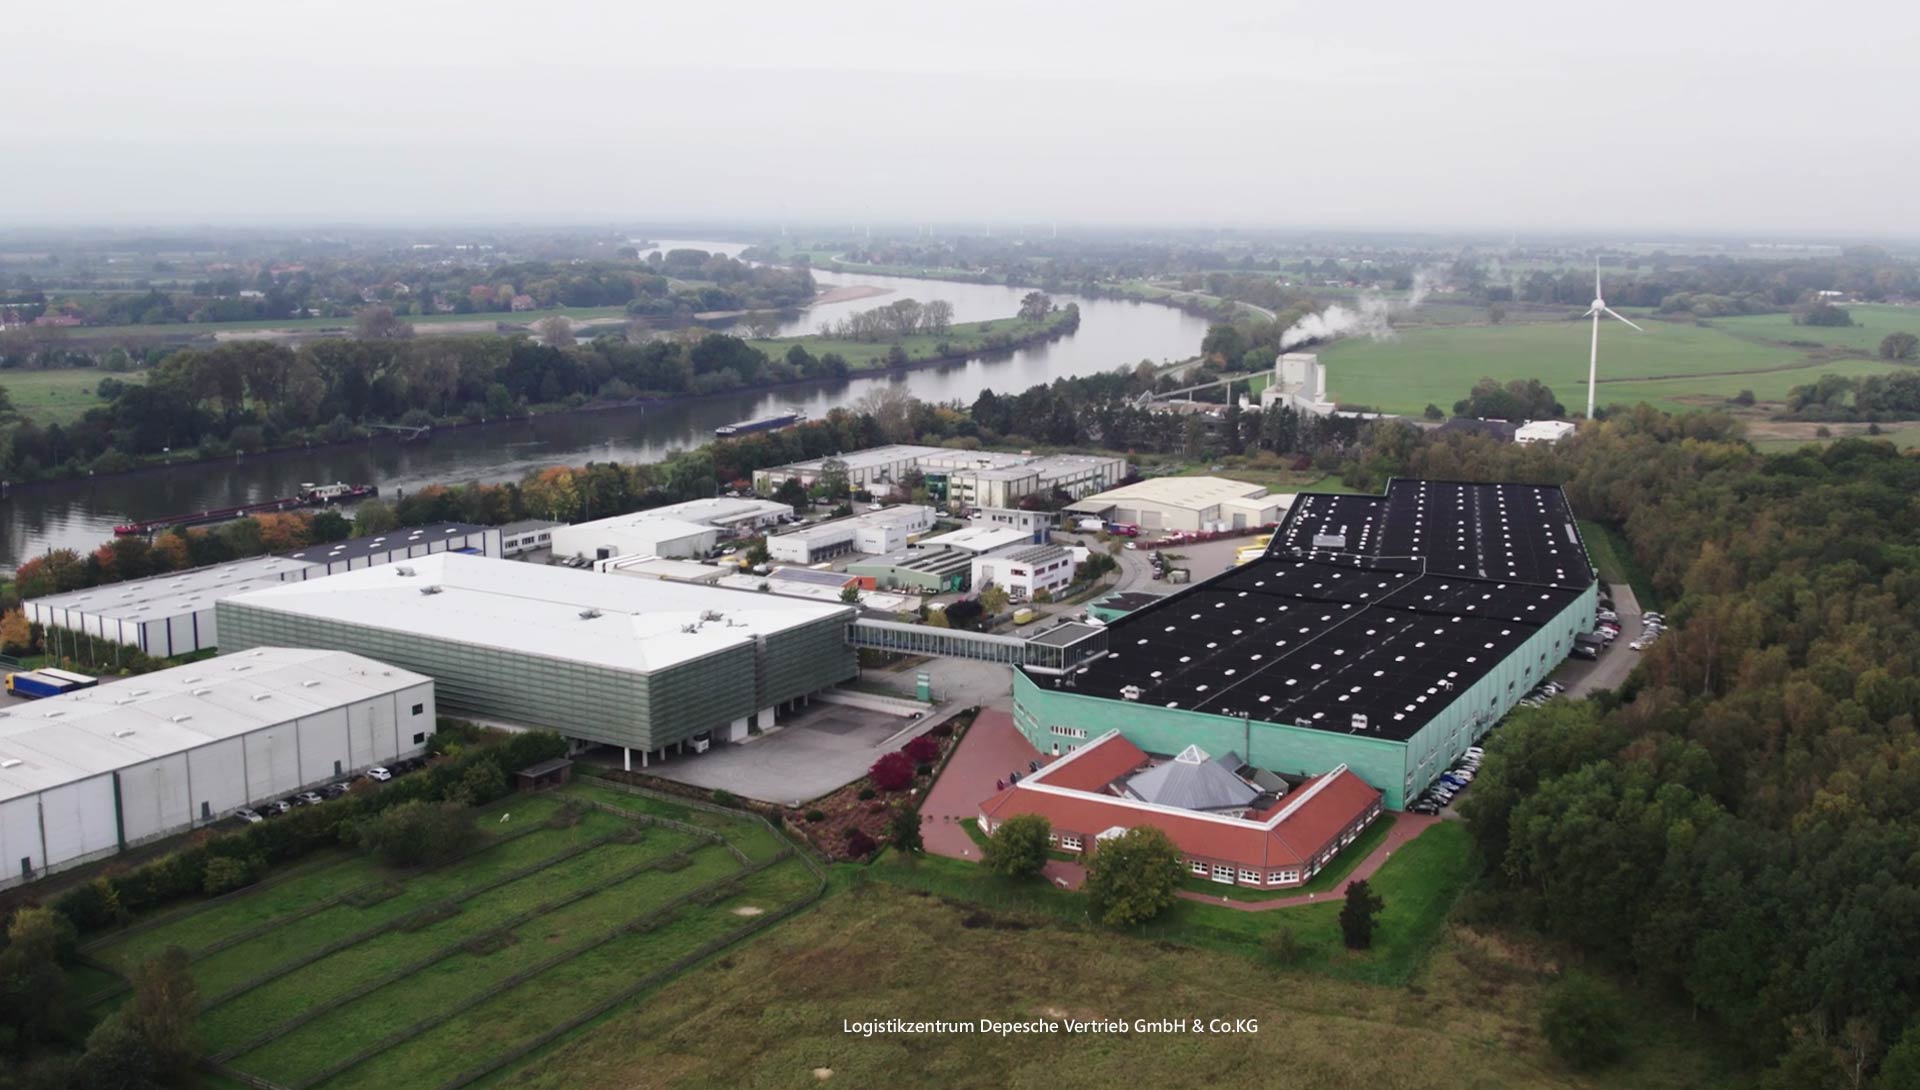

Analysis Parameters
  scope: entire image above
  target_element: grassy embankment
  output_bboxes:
[79,785,815,1090]
[488,820,1745,1090]
[745,310,1077,372]
[1317,303,1920,415]
[1579,518,1660,611]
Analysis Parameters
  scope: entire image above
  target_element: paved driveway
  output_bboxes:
[1556,584,1643,699]
[603,702,928,806]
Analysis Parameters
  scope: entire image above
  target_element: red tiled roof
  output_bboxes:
[1028,733,1147,793]
[978,735,1380,872]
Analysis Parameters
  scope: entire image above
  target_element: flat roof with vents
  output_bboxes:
[221,551,852,672]
[23,555,313,622]
[282,521,492,565]
[1028,479,1593,743]
[0,648,431,802]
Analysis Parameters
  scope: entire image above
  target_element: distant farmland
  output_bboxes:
[1317,303,1920,414]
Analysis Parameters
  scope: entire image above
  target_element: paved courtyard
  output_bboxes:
[592,701,932,805]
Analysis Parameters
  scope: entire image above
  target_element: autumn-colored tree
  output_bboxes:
[254,512,312,551]
[522,466,582,523]
[0,608,32,655]
[152,531,191,571]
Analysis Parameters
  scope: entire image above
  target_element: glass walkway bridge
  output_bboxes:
[848,618,1108,674]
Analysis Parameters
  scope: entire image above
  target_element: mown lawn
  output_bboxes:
[0,366,139,423]
[314,858,820,1090]
[1314,315,1893,414]
[228,843,748,1085]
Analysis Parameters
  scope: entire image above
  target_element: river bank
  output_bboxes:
[0,263,1209,563]
[0,308,1084,499]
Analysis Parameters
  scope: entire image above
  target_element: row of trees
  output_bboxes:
[1785,369,1920,421]
[820,298,955,341]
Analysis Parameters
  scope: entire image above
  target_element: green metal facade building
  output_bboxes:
[1012,480,1598,809]
[845,548,971,592]
[217,553,856,758]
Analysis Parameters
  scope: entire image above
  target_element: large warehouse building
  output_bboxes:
[215,553,857,766]
[1015,479,1597,808]
[549,497,792,561]
[1065,477,1288,532]
[24,523,501,657]
[0,648,435,889]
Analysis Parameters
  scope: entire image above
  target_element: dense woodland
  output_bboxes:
[1330,414,1920,1089]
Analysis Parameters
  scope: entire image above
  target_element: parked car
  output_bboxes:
[234,807,263,824]
[1572,645,1598,659]
[1597,609,1618,622]
[263,799,291,816]
[366,766,393,782]
[321,783,349,799]
[1410,800,1441,815]
[1465,746,1485,758]
[294,791,324,806]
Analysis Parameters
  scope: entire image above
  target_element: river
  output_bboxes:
[0,242,1209,566]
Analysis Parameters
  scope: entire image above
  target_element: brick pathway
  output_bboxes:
[920,708,1042,864]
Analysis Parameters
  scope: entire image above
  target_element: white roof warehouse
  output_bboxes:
[0,648,435,890]
[214,552,857,758]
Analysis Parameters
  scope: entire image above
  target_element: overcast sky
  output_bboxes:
[6,0,1916,236]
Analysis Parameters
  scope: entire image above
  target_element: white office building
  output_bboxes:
[765,505,936,564]
[971,543,1076,601]
[0,648,436,890]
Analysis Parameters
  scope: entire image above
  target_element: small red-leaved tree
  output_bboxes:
[869,751,916,792]
[845,830,878,858]
[903,735,941,765]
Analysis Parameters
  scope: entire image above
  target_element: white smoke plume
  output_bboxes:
[1277,267,1442,352]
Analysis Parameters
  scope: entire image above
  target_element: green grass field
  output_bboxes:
[746,312,1071,372]
[0,367,141,423]
[1711,303,1920,354]
[487,835,1745,1090]
[1317,307,1920,414]
[85,784,819,1090]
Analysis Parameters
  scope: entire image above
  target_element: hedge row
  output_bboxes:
[52,728,567,935]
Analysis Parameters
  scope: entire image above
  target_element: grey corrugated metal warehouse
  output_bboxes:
[22,523,502,658]
[0,648,435,890]
[216,553,857,767]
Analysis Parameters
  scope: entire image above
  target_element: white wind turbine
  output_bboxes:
[1583,261,1644,419]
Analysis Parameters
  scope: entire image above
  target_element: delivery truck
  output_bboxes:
[6,668,97,699]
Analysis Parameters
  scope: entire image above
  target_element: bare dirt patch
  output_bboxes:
[731,905,765,917]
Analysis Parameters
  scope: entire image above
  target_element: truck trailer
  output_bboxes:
[6,669,97,699]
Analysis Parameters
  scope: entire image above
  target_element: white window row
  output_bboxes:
[1049,725,1089,739]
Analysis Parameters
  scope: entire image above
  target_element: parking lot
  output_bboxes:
[597,700,935,805]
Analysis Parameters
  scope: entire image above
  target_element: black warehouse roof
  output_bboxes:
[1029,480,1594,743]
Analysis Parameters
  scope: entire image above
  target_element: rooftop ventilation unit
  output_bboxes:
[302,680,321,688]
[419,585,443,596]
[169,715,191,723]
[191,688,211,697]
[394,566,416,577]
[1351,713,1369,731]
[0,758,19,769]
[579,608,603,620]
[113,728,136,737]
[251,693,271,702]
